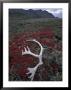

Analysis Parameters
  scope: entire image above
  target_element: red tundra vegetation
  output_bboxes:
[9,27,62,81]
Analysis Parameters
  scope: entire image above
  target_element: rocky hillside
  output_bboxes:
[9,9,55,19]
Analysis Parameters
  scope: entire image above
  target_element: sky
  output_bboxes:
[46,9,62,18]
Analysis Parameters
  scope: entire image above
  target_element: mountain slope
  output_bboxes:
[9,9,55,19]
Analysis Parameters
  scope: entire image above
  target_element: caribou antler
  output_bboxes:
[22,39,44,80]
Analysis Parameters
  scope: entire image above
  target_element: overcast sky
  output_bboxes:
[46,9,62,18]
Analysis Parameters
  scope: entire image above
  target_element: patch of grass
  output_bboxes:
[9,17,62,38]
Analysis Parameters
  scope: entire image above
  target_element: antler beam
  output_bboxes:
[22,39,44,80]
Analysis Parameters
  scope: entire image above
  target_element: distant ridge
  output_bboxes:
[9,9,55,19]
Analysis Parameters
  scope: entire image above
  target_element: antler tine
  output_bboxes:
[27,46,30,51]
[22,45,38,57]
[22,47,28,55]
[27,39,44,56]
[24,47,27,52]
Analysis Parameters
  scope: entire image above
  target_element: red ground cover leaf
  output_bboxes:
[9,27,58,80]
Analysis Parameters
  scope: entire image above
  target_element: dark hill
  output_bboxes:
[9,9,55,19]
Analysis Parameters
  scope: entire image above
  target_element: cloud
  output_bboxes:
[46,9,62,18]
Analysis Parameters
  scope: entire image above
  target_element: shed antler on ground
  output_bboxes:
[22,39,44,80]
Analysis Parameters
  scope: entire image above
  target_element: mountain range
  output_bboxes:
[9,9,55,19]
